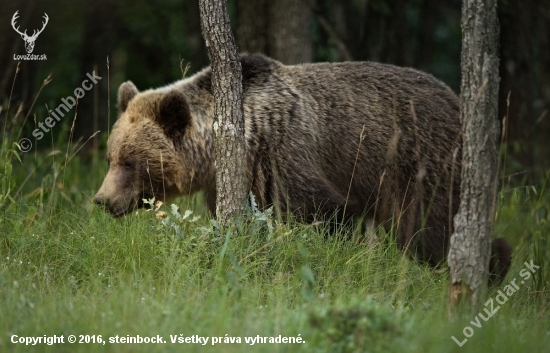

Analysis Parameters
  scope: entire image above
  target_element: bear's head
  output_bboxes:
[93,81,212,217]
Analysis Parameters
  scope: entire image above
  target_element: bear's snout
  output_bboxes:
[93,168,136,217]
[93,195,106,207]
[93,191,132,217]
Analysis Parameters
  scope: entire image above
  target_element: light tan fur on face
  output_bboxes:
[94,86,215,216]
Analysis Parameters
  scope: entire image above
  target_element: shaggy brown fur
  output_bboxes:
[94,54,511,280]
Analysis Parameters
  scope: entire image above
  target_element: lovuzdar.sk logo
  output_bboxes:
[11,10,48,61]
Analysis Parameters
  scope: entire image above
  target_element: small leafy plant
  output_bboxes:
[143,197,202,240]
[309,296,408,353]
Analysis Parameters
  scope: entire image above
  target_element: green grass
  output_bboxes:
[1,128,549,353]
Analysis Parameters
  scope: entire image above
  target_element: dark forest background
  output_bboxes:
[1,0,549,181]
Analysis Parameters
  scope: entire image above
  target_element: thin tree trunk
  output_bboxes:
[199,0,248,222]
[74,0,118,146]
[416,0,442,72]
[268,0,312,64]
[184,0,210,71]
[358,0,413,66]
[235,0,268,54]
[499,1,550,176]
[448,0,500,309]
[235,0,313,65]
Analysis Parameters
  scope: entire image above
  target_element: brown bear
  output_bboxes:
[94,54,510,280]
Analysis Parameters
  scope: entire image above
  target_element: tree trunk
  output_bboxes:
[267,0,312,64]
[199,0,248,222]
[448,0,500,309]
[358,0,414,66]
[185,0,212,71]
[235,0,312,64]
[74,0,118,147]
[235,0,268,55]
[416,0,442,72]
[499,1,550,177]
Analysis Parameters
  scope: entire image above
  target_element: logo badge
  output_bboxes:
[12,10,48,60]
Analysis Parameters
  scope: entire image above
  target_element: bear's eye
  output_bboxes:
[124,161,134,169]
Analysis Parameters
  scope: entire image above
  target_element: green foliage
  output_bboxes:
[1,3,547,350]
[0,142,20,209]
[309,297,407,353]
[0,102,23,211]
[0,143,549,352]
[496,172,550,293]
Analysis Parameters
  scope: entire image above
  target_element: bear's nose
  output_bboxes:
[93,196,106,206]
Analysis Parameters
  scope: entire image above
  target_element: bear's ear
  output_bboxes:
[157,90,191,140]
[117,81,139,113]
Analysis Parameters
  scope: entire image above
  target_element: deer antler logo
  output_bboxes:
[11,11,49,54]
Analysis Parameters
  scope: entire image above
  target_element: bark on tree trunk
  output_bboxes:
[235,0,268,55]
[499,1,550,176]
[268,0,312,64]
[184,0,210,72]
[199,0,248,222]
[448,0,501,309]
[358,0,413,66]
[235,0,313,65]
[75,0,118,146]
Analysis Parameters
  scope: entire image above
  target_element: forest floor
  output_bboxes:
[1,140,549,353]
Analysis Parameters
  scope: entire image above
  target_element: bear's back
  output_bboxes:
[237,55,460,194]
